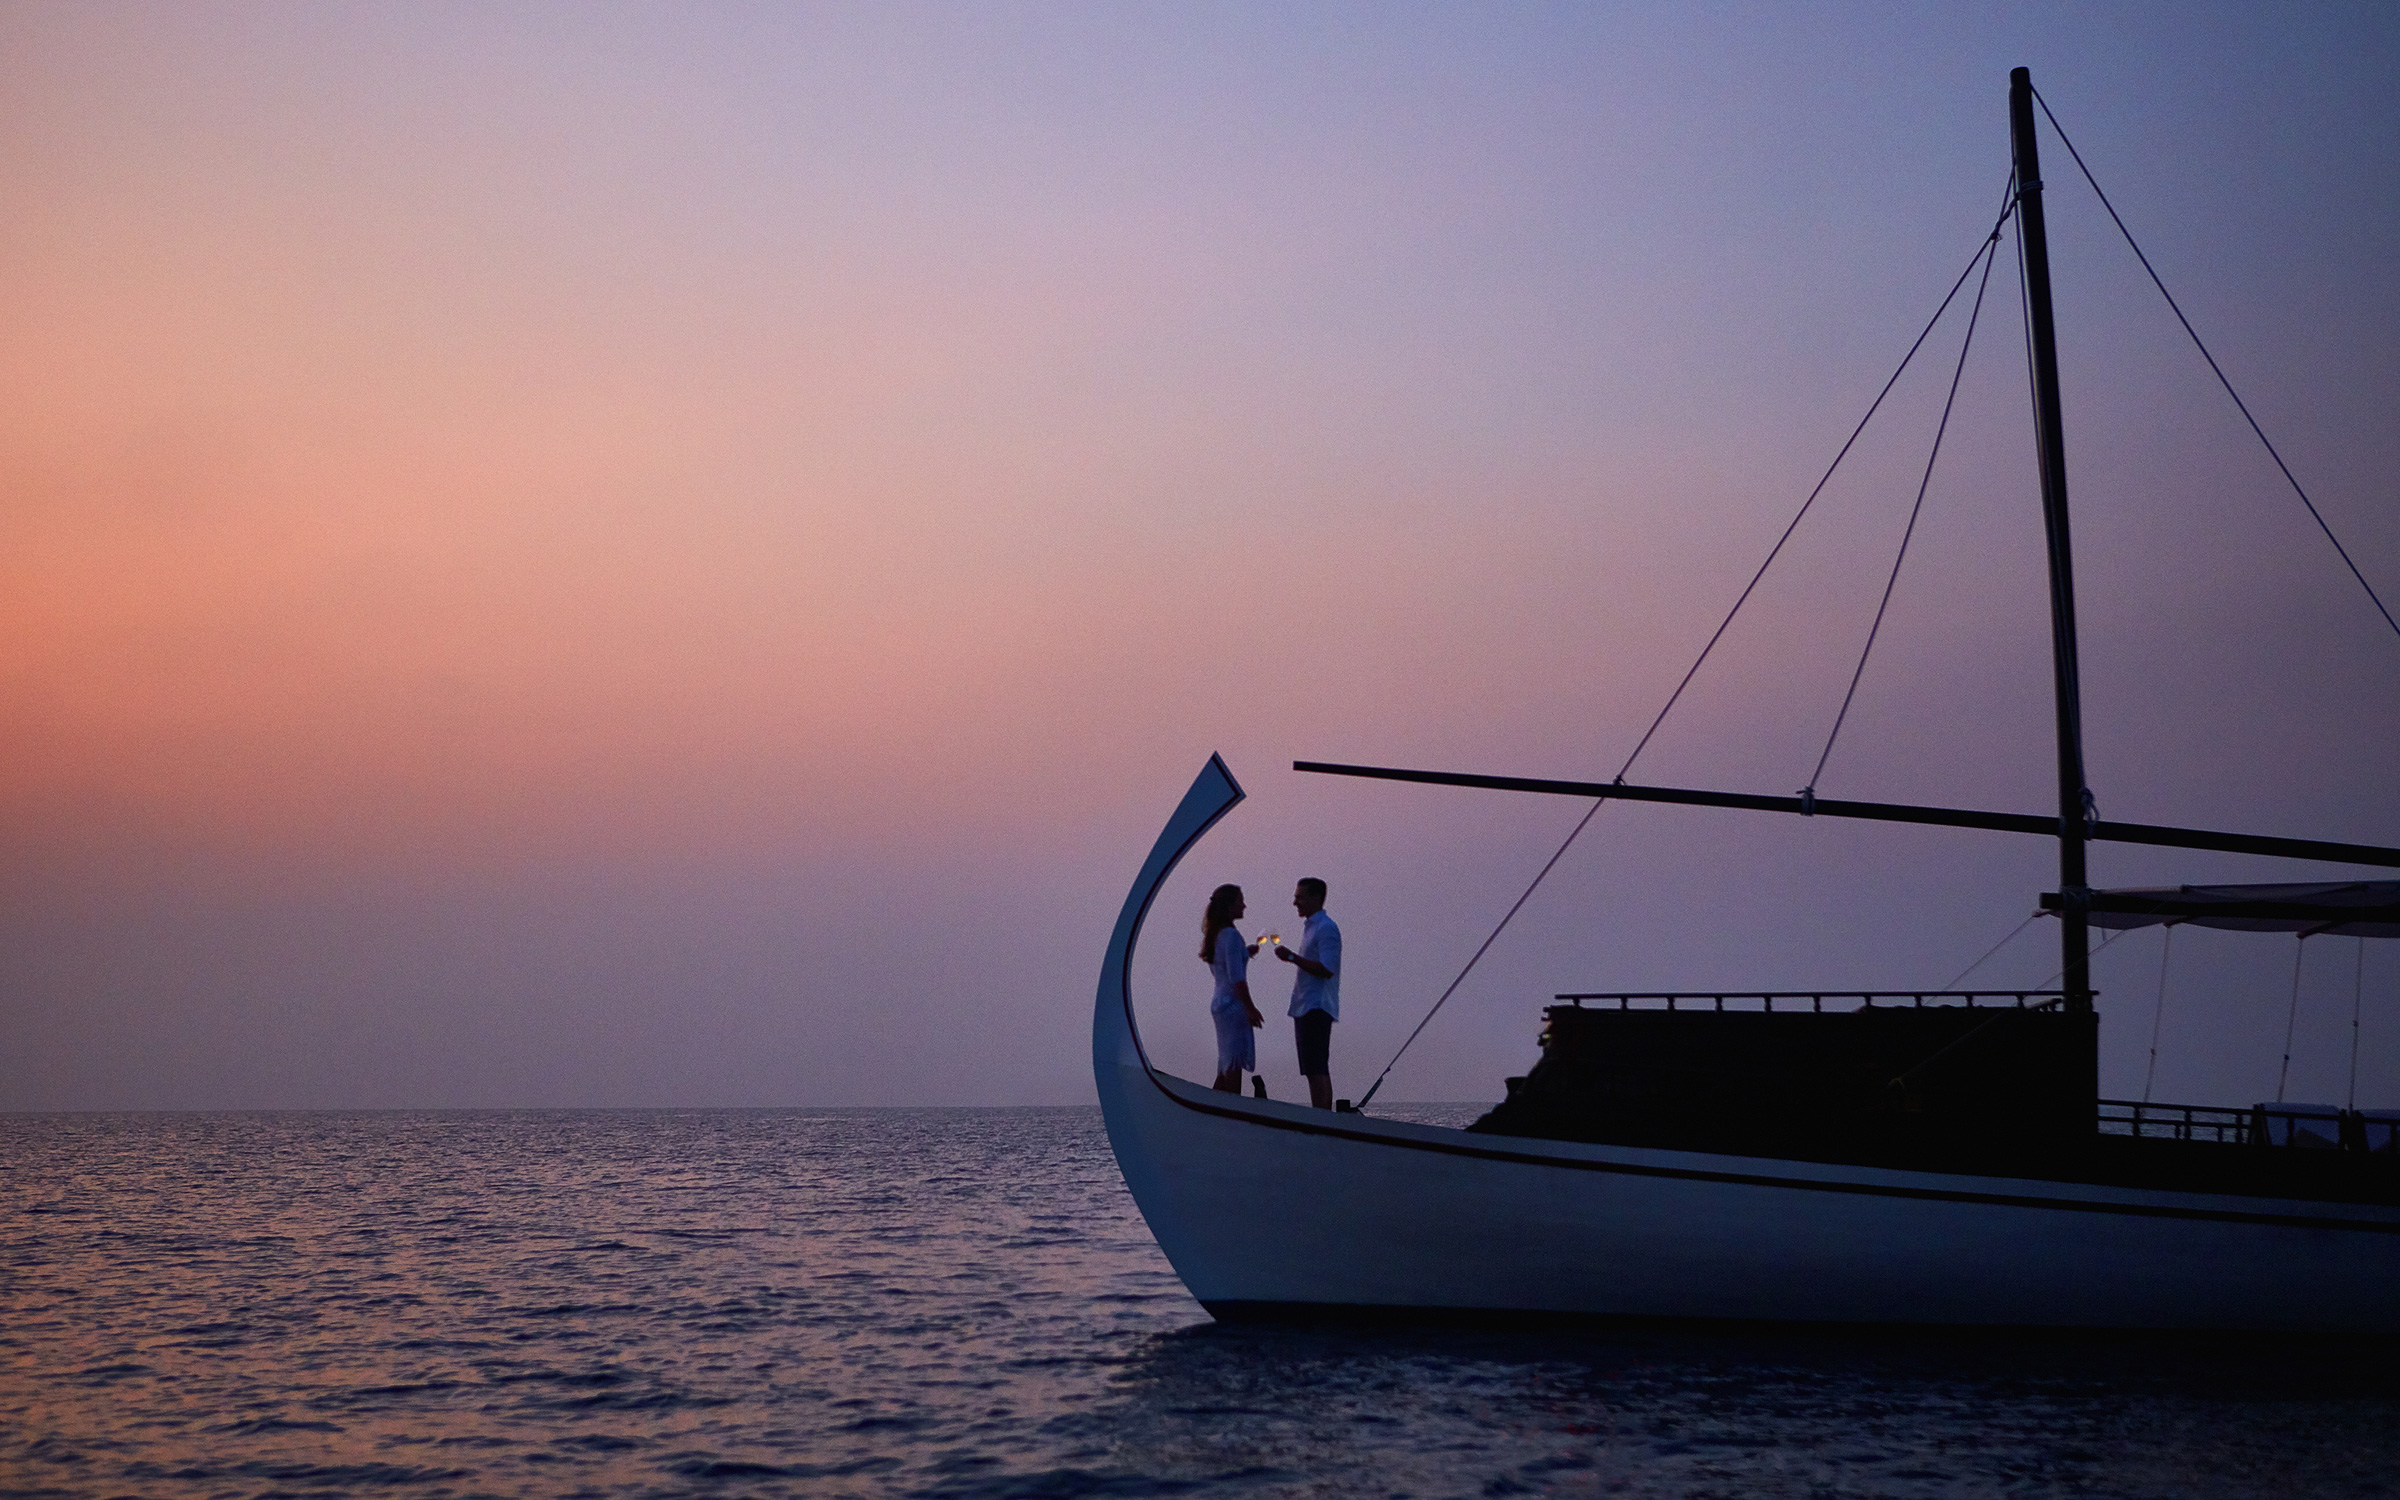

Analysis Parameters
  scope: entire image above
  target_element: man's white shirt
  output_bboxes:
[1286,910,1341,1019]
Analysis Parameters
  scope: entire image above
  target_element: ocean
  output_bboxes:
[4,1105,2396,1499]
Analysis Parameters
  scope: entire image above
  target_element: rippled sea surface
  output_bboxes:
[7,1106,2399,1499]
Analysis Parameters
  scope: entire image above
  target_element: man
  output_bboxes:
[1272,877,1341,1110]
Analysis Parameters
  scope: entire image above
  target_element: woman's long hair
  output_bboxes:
[1201,884,1242,962]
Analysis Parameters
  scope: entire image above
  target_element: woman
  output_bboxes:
[1201,883,1266,1093]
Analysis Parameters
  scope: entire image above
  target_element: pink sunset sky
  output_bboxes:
[4,3,2395,1111]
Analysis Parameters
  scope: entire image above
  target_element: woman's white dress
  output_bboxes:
[1208,925,1254,1074]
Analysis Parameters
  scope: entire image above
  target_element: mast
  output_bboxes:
[2011,66,2093,1015]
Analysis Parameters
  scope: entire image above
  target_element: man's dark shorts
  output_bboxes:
[1295,1011,1333,1075]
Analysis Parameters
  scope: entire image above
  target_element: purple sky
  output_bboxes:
[3,3,2395,1111]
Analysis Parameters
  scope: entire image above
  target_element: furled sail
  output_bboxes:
[2042,883,2400,938]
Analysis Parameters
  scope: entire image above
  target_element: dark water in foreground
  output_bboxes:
[5,1107,2397,1499]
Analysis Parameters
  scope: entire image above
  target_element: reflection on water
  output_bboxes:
[3,1106,2395,1498]
[1092,1320,2400,1498]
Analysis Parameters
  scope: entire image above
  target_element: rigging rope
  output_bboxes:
[1352,796,1607,1111]
[1807,227,2004,792]
[1613,180,2025,779]
[2143,923,2175,1104]
[2350,935,2366,1112]
[2027,916,2136,992]
[1942,909,2042,989]
[2032,87,2400,648]
[2277,937,2307,1104]
[1942,909,2135,1001]
[1354,188,2024,1112]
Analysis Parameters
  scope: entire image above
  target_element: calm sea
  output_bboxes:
[5,1106,2397,1499]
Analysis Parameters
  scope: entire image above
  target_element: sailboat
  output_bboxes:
[1092,69,2400,1332]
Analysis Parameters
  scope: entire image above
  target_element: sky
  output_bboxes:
[4,2,2396,1112]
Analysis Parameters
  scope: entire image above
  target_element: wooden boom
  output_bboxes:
[1293,761,2400,871]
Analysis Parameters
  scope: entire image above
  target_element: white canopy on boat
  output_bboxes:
[2043,882,2400,939]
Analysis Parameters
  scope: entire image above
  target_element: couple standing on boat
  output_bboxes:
[1202,879,1342,1108]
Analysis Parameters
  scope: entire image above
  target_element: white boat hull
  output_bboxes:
[1095,759,2400,1332]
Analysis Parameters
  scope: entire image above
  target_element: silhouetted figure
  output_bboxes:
[1275,877,1342,1109]
[1202,883,1265,1093]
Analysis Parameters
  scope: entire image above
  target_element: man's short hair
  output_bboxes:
[1297,877,1328,902]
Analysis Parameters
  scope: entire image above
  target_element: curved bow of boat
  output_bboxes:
[1094,754,1264,1304]
[1092,754,1245,1091]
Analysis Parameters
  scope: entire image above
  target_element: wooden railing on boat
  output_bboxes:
[2097,1099,2257,1146]
[1551,990,2062,1013]
[2096,1102,2400,1155]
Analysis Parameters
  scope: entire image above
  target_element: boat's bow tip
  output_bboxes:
[1203,751,1244,801]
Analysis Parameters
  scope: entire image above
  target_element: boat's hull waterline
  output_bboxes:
[1094,759,2400,1333]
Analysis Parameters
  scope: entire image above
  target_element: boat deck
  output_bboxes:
[1463,992,2400,1206]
